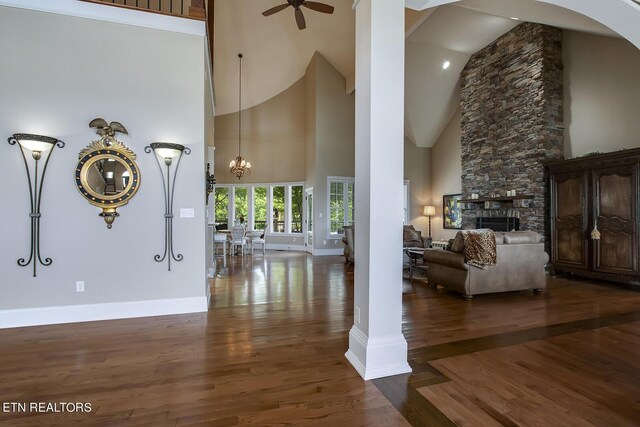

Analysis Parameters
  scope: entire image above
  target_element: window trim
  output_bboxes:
[327,176,355,239]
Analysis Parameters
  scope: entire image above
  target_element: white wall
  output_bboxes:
[563,30,640,157]
[430,108,462,241]
[403,137,432,235]
[0,6,208,315]
[310,53,356,253]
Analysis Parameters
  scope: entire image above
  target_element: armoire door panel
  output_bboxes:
[597,230,634,271]
[557,229,585,264]
[557,177,583,218]
[599,174,633,219]
[593,166,638,276]
[552,173,588,269]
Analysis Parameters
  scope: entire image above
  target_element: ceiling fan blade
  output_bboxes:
[295,8,306,30]
[262,3,290,16]
[302,1,334,14]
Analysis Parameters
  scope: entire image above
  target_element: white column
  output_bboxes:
[345,0,410,380]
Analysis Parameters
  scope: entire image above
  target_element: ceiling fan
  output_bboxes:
[262,0,335,30]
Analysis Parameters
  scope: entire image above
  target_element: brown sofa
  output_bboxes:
[424,231,548,300]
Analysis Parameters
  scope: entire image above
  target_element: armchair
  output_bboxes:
[343,225,354,271]
[403,225,431,248]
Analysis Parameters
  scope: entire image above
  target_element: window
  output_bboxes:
[291,185,304,233]
[272,186,285,233]
[214,187,229,229]
[254,187,267,231]
[328,177,355,237]
[347,181,354,226]
[329,181,344,235]
[212,182,304,235]
[234,187,248,225]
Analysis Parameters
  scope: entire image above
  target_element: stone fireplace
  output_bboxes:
[460,23,564,240]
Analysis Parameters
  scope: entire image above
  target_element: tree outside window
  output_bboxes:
[254,187,267,231]
[291,185,303,233]
[235,187,248,225]
[214,187,228,230]
[272,186,285,232]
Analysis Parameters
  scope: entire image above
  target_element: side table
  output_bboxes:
[405,247,426,282]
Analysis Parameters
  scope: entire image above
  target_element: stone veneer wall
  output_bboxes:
[460,23,564,239]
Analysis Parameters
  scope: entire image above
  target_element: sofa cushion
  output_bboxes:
[423,249,468,271]
[494,232,505,245]
[503,231,541,244]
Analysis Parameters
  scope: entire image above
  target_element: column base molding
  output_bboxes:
[345,325,411,380]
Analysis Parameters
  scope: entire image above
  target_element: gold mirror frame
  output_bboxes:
[75,128,141,229]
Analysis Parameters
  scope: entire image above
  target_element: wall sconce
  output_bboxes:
[423,205,436,238]
[7,133,65,277]
[145,142,190,271]
[206,162,215,204]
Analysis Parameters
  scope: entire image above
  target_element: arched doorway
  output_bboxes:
[406,0,640,48]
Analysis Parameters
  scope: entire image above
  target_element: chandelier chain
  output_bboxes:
[238,53,242,157]
[229,53,251,179]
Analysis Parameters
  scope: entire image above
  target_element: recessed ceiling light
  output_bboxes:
[442,60,450,70]
[510,16,520,20]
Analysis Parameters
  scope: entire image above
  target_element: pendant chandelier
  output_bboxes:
[229,53,251,179]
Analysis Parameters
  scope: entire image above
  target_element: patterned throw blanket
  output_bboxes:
[461,229,497,269]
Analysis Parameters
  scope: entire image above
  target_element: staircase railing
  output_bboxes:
[80,0,206,19]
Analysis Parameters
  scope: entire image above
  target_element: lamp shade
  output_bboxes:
[150,142,184,159]
[423,205,436,216]
[14,134,57,153]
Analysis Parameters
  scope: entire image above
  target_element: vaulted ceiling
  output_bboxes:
[213,0,354,116]
[213,0,620,146]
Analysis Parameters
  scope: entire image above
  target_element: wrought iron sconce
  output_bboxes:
[145,142,190,271]
[7,133,65,277]
[206,162,215,204]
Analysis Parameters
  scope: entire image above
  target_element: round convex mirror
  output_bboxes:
[75,148,141,229]
[84,157,132,197]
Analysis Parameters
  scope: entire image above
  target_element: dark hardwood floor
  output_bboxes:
[0,252,639,426]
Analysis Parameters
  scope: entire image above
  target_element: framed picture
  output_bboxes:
[443,194,462,229]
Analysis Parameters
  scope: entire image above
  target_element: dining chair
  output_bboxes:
[230,225,247,256]
[251,224,268,255]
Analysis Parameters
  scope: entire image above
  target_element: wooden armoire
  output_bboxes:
[548,149,640,285]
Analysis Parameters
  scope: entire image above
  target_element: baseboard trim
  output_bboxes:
[0,296,209,329]
[313,248,344,256]
[265,243,305,251]
[346,325,412,380]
